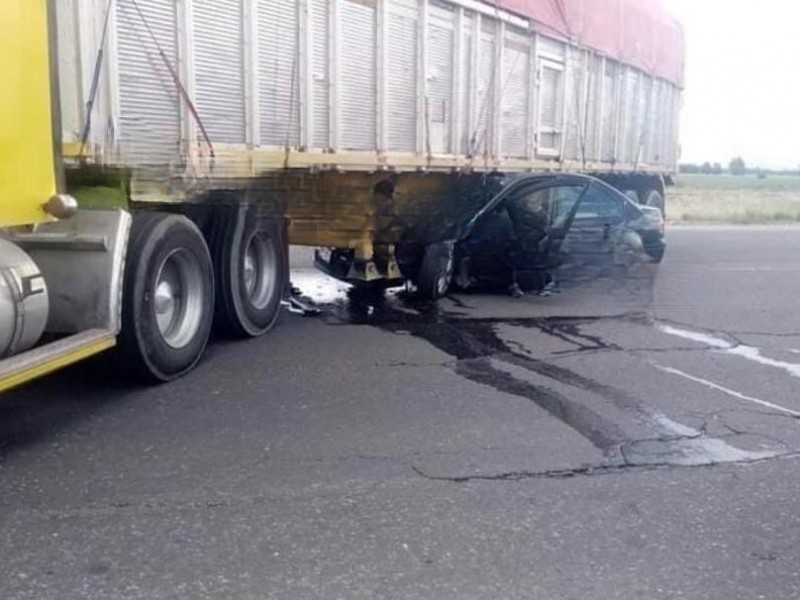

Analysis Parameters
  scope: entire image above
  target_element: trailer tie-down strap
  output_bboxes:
[128,0,216,165]
[79,0,114,156]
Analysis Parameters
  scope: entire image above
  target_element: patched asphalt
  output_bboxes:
[2,226,800,599]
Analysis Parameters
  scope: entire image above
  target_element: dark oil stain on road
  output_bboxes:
[305,285,632,456]
[294,279,787,468]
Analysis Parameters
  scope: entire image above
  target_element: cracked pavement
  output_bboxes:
[3,226,800,599]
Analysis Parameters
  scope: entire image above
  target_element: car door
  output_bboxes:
[559,182,626,263]
[461,178,588,284]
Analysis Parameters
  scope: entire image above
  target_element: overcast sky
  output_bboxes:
[661,0,800,170]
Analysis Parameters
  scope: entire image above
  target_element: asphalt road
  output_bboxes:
[3,226,800,600]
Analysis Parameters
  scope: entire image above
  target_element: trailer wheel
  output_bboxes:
[416,242,454,301]
[212,208,286,337]
[118,212,214,382]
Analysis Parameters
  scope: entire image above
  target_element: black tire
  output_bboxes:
[642,233,666,263]
[211,206,286,337]
[118,212,214,382]
[416,242,454,301]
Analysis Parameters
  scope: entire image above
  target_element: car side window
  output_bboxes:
[548,185,586,228]
[573,184,623,222]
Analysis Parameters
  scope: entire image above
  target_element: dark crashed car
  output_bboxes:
[318,173,666,300]
[404,173,666,299]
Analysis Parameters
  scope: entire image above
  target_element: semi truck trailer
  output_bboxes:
[0,0,684,389]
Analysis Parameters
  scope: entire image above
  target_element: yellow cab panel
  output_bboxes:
[0,0,57,227]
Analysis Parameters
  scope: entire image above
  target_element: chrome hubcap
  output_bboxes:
[243,246,257,298]
[437,255,454,296]
[242,233,277,310]
[154,249,204,348]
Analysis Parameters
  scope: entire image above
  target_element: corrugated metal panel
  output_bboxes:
[339,0,376,150]
[385,0,418,152]
[193,0,245,144]
[537,61,562,153]
[666,84,676,166]
[538,36,564,59]
[472,31,495,156]
[600,60,616,161]
[310,0,330,148]
[564,47,584,161]
[115,0,182,167]
[666,84,675,166]
[584,54,601,162]
[81,0,682,178]
[427,3,455,154]
[659,80,673,166]
[499,33,529,158]
[658,80,669,165]
[669,86,680,166]
[630,70,644,164]
[459,14,474,155]
[636,75,651,164]
[621,68,638,164]
[258,0,300,147]
[648,79,660,164]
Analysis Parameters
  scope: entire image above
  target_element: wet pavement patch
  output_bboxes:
[621,435,782,467]
[455,356,627,454]
[291,270,794,474]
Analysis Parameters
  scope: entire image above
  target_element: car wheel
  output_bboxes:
[118,212,215,382]
[416,242,454,301]
[641,232,666,263]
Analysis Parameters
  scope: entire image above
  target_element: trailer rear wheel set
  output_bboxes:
[211,208,286,339]
[118,208,286,382]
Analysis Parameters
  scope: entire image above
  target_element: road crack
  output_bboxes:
[412,451,800,484]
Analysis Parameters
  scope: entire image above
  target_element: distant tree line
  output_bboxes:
[679,157,800,177]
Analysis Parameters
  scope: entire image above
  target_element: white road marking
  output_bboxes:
[727,345,800,378]
[717,267,800,272]
[658,325,800,379]
[652,364,800,418]
[658,325,732,349]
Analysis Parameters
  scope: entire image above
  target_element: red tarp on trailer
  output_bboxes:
[489,0,685,87]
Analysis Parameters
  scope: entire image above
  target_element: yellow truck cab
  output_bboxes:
[0,0,121,390]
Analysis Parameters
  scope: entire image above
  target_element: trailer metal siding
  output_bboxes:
[339,0,377,151]
[62,0,682,184]
[458,13,474,155]
[472,25,495,159]
[385,0,418,152]
[115,0,181,167]
[499,28,530,159]
[193,0,246,145]
[309,0,330,148]
[259,0,300,148]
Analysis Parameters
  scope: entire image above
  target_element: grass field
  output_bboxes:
[669,174,800,224]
